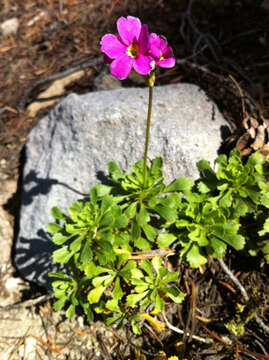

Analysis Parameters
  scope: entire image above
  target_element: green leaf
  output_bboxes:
[176,219,191,228]
[260,192,269,208]
[125,202,137,219]
[134,237,151,250]
[47,222,62,234]
[224,233,245,250]
[119,260,136,279]
[66,304,75,319]
[136,204,150,226]
[157,232,177,248]
[165,177,194,193]
[259,218,269,236]
[151,156,163,173]
[114,214,128,228]
[80,302,94,323]
[70,235,83,252]
[186,244,207,267]
[84,262,109,278]
[233,198,249,217]
[219,191,233,208]
[53,233,71,245]
[162,272,178,284]
[152,256,162,274]
[154,205,177,222]
[112,278,123,300]
[127,291,149,307]
[88,286,106,304]
[101,195,114,214]
[131,321,142,335]
[210,237,227,258]
[197,159,214,174]
[105,299,120,312]
[49,272,73,280]
[141,260,153,277]
[100,213,114,227]
[106,314,122,326]
[197,160,217,193]
[92,275,111,287]
[166,286,184,303]
[108,161,123,181]
[90,184,111,202]
[262,241,269,254]
[69,201,84,217]
[134,284,149,293]
[131,221,141,241]
[154,293,164,312]
[197,181,211,194]
[80,240,93,264]
[247,152,264,167]
[131,268,144,279]
[52,246,73,264]
[53,296,68,311]
[51,206,67,220]
[65,223,79,234]
[142,223,158,242]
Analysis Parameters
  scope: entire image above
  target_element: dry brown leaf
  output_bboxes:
[26,70,89,117]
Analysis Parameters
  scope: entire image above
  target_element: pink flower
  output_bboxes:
[100,16,153,80]
[148,33,175,68]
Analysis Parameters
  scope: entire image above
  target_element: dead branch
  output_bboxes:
[18,57,103,112]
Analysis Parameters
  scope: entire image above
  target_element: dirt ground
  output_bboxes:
[0,0,269,359]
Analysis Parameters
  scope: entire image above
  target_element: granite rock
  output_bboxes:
[15,83,230,290]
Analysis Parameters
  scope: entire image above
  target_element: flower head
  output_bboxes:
[100,16,153,80]
[148,33,175,68]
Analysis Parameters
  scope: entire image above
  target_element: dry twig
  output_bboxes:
[218,258,269,335]
[162,312,213,344]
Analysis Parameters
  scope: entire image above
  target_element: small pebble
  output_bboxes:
[0,18,19,37]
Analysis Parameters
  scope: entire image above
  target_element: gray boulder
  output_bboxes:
[15,83,230,290]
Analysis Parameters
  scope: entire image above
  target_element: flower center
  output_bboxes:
[160,51,164,61]
[126,43,139,58]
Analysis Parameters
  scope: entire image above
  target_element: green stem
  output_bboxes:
[143,82,154,187]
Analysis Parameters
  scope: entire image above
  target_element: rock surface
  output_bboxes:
[15,83,230,290]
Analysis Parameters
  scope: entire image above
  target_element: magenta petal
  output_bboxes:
[158,36,168,52]
[149,44,161,59]
[163,46,174,59]
[110,54,133,79]
[148,33,161,58]
[148,32,158,44]
[101,34,126,59]
[117,16,141,45]
[138,24,149,54]
[133,54,152,75]
[157,57,175,68]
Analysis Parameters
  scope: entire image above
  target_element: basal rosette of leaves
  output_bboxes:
[47,151,269,329]
[107,157,187,251]
[196,150,269,263]
[127,257,184,334]
[47,158,185,328]
[167,150,269,267]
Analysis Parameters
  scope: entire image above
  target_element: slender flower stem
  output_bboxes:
[143,72,155,187]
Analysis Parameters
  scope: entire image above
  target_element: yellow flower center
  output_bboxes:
[160,51,164,61]
[126,43,139,58]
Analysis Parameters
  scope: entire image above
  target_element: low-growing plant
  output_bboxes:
[47,15,269,336]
